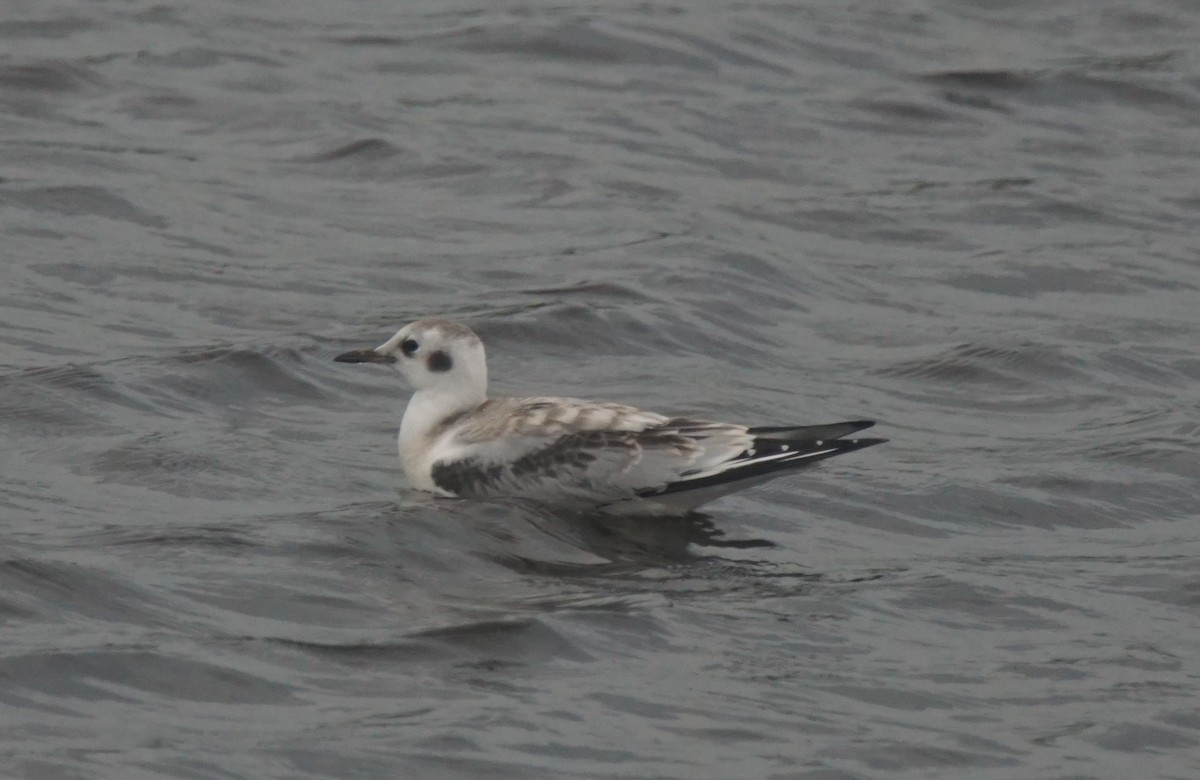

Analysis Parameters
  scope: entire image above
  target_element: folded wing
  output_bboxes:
[427,398,883,510]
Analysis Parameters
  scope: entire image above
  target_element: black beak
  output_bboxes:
[334,349,396,365]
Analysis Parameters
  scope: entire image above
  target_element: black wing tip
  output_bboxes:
[781,435,886,458]
[644,434,885,498]
[841,436,887,450]
[835,420,878,437]
[747,419,878,440]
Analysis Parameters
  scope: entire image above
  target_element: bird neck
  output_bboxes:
[398,384,486,476]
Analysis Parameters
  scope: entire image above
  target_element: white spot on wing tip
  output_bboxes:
[816,440,823,446]
[780,444,789,451]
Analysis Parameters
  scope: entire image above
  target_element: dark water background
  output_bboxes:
[3,1,1199,777]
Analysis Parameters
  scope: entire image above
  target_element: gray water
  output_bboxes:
[3,1,1199,778]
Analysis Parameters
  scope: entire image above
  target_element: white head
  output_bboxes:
[335,318,488,407]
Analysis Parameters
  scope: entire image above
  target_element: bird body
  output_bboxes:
[336,318,883,514]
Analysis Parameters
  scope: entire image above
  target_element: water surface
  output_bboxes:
[2,1,1199,778]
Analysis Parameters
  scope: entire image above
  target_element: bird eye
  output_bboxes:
[401,339,419,356]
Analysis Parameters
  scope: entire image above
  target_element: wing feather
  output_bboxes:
[427,400,751,504]
[425,397,881,510]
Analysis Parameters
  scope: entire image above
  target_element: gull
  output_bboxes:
[335,318,884,514]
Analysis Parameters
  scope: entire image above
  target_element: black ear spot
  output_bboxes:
[427,350,452,373]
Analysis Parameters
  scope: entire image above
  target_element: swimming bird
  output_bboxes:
[335,318,884,514]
